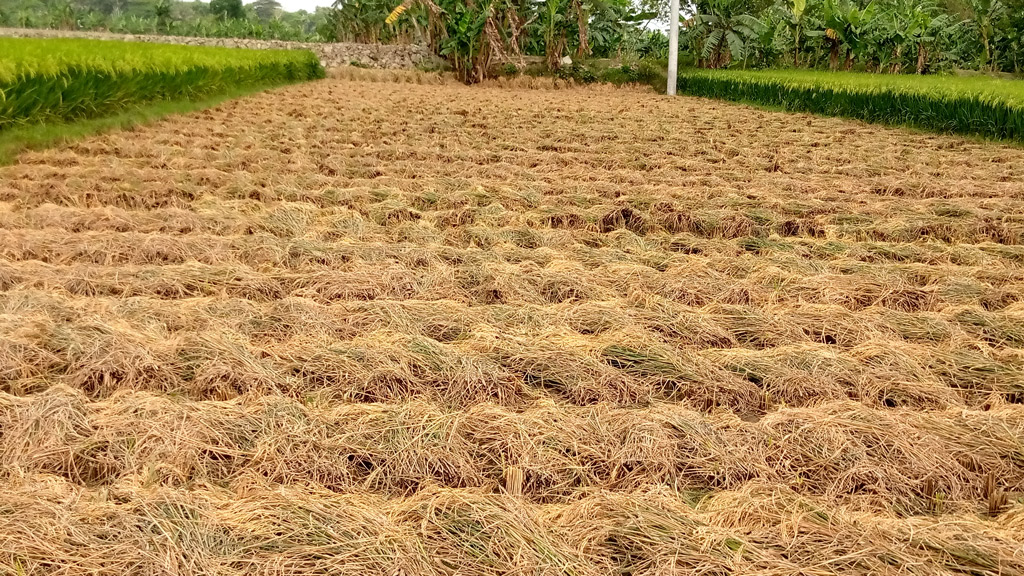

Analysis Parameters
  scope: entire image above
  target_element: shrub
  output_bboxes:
[599,60,663,85]
[555,62,597,84]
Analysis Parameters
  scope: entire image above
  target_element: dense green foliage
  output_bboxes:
[6,0,1021,88]
[324,0,1021,83]
[325,0,668,82]
[209,0,245,20]
[684,0,1024,74]
[0,37,325,129]
[0,0,334,41]
[327,0,667,54]
[677,68,1024,139]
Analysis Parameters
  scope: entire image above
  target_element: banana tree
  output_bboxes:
[539,0,569,68]
[155,0,172,32]
[584,0,657,58]
[901,0,951,73]
[1005,0,1023,72]
[385,0,528,82]
[533,0,611,67]
[47,0,79,30]
[572,0,589,58]
[808,0,877,70]
[691,0,766,68]
[875,0,911,72]
[335,0,411,42]
[784,0,809,66]
[967,0,1005,71]
[438,0,492,80]
[743,11,782,67]
[1007,14,1023,72]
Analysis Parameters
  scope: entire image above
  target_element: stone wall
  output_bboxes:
[0,27,437,69]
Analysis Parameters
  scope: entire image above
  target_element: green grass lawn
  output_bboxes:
[676,68,1024,141]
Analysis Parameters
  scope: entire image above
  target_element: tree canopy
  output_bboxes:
[328,0,1022,80]
[3,0,1020,78]
[209,0,245,20]
[0,0,332,40]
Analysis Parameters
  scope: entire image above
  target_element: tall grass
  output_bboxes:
[0,38,325,130]
[677,69,1024,141]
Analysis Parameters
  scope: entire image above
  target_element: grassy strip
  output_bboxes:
[0,38,324,129]
[676,69,1024,141]
[0,82,283,165]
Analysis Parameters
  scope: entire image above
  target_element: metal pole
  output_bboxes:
[667,0,679,95]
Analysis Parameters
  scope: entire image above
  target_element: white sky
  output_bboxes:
[270,0,333,12]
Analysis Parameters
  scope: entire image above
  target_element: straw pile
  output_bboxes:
[2,74,1024,574]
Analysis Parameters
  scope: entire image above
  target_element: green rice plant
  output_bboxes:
[0,38,325,130]
[676,68,1024,141]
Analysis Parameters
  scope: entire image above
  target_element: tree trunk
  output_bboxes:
[472,32,492,84]
[916,42,926,74]
[574,0,589,59]
[829,42,839,70]
[794,25,800,67]
[546,31,565,70]
[982,31,991,71]
[505,8,527,65]
[890,45,902,74]
[713,35,727,68]
[844,48,853,70]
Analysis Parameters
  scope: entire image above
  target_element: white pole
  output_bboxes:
[667,0,679,95]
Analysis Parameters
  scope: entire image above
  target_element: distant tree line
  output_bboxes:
[322,0,670,80]
[684,0,1024,74]
[3,0,1020,79]
[0,0,336,41]
[324,0,1021,81]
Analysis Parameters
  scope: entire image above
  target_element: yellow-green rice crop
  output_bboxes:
[677,69,1024,141]
[0,38,325,130]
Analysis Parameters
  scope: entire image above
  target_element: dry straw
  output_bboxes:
[2,73,1024,575]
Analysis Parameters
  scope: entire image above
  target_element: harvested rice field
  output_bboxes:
[3,72,1024,575]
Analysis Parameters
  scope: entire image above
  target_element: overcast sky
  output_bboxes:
[266,0,333,12]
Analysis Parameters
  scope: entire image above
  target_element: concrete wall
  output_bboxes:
[0,27,437,69]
